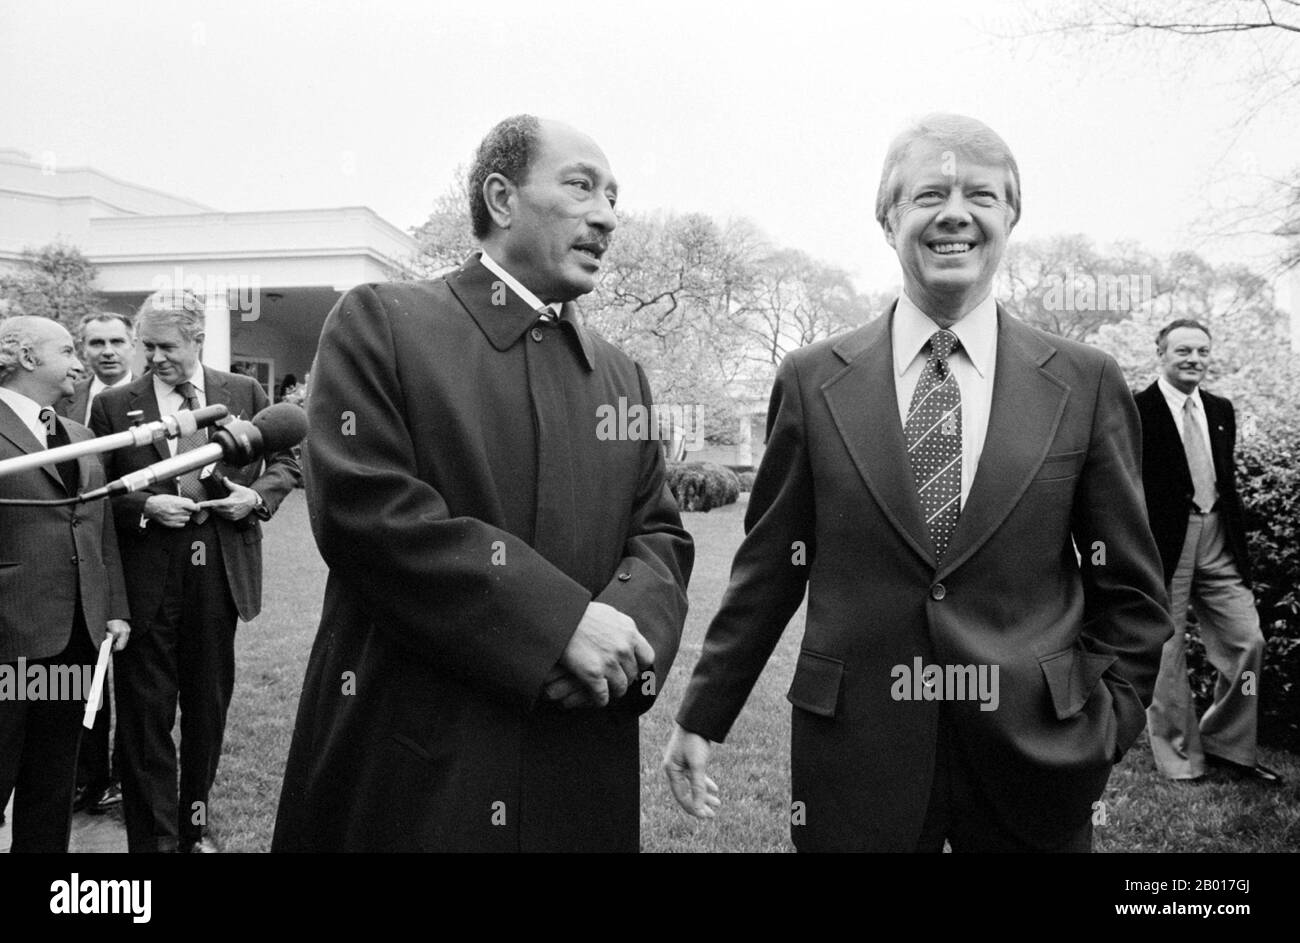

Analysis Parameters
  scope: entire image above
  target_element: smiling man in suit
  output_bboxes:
[91,291,301,852]
[1137,320,1279,785]
[663,114,1173,852]
[0,316,130,851]
[273,115,693,852]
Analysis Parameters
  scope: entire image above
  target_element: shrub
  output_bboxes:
[736,471,757,492]
[1186,414,1300,751]
[666,461,740,512]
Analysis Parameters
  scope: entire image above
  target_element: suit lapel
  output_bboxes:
[937,308,1069,579]
[822,303,934,565]
[0,398,70,491]
[1200,392,1233,480]
[127,375,168,463]
[204,367,235,417]
[1139,381,1192,487]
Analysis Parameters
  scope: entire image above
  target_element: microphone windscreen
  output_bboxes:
[251,403,308,453]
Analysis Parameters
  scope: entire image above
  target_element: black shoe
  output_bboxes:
[1206,754,1285,785]
[87,783,122,814]
[72,785,94,813]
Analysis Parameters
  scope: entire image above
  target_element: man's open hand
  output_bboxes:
[553,601,653,707]
[663,725,720,818]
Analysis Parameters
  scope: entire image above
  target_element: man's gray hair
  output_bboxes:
[137,289,205,342]
[0,316,50,385]
[875,113,1021,230]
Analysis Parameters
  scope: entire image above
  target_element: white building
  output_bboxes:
[0,147,417,398]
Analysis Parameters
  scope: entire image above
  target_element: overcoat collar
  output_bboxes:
[447,252,596,371]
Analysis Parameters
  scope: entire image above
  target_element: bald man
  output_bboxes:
[0,316,130,851]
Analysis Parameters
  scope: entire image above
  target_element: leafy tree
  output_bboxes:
[0,243,103,329]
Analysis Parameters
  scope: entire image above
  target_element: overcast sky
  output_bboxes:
[2,0,1297,297]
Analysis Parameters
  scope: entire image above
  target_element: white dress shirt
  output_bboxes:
[154,368,206,458]
[1156,376,1217,486]
[893,291,998,505]
[0,386,52,446]
[84,372,133,425]
[479,250,562,319]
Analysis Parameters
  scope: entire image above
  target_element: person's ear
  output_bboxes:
[483,173,516,231]
[882,216,897,249]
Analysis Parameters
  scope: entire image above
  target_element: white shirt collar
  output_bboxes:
[893,290,997,377]
[153,366,205,400]
[0,385,52,445]
[1157,375,1202,412]
[478,250,563,318]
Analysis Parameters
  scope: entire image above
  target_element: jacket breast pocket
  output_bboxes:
[1032,449,1086,482]
[786,650,844,718]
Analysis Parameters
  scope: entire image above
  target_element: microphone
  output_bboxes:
[78,403,307,502]
[0,404,230,479]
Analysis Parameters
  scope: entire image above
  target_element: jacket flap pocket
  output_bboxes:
[1039,646,1117,719]
[786,650,844,717]
[1033,449,1086,480]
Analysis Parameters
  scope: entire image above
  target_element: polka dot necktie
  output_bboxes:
[905,330,962,559]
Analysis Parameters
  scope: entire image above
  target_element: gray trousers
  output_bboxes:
[1146,511,1263,778]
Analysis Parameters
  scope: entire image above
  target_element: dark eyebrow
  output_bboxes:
[562,162,619,193]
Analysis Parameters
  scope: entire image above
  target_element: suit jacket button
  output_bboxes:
[69,555,79,565]
[617,571,632,582]
[930,583,946,600]
[70,516,80,527]
[530,328,544,342]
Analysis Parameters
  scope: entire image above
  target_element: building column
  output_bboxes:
[202,294,230,370]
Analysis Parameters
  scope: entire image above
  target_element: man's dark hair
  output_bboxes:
[468,115,542,240]
[1156,318,1212,352]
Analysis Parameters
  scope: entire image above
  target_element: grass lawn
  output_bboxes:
[216,491,1300,852]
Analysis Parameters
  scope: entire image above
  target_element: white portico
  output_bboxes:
[1,148,417,397]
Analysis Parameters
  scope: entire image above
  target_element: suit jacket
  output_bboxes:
[1134,382,1251,587]
[56,374,133,426]
[0,401,129,661]
[676,302,1173,851]
[273,255,693,852]
[89,368,301,627]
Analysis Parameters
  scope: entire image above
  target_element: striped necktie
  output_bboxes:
[174,381,209,523]
[905,330,963,559]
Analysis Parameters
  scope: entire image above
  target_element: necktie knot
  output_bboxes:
[175,381,199,409]
[929,330,959,362]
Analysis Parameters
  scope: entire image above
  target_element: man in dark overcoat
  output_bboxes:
[273,115,694,852]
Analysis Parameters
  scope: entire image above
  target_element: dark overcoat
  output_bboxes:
[273,255,693,852]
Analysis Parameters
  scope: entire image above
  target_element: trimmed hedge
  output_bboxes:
[736,471,757,492]
[1187,415,1300,751]
[666,462,741,512]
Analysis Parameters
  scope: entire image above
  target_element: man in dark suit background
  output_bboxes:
[1137,319,1279,784]
[273,115,693,852]
[663,114,1172,852]
[59,311,136,426]
[91,291,301,852]
[57,310,136,815]
[0,315,130,851]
